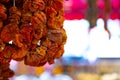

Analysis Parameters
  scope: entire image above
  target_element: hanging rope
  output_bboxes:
[86,0,98,29]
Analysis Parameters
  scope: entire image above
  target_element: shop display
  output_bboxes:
[0,0,66,79]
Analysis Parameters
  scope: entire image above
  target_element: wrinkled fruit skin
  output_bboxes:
[0,0,66,79]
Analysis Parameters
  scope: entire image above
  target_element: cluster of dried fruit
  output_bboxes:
[0,0,66,79]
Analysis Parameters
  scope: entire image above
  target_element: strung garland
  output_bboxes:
[0,0,67,79]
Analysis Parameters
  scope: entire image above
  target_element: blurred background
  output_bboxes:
[9,0,120,80]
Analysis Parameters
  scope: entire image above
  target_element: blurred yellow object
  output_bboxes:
[76,73,100,80]
[52,66,63,74]
[35,66,45,76]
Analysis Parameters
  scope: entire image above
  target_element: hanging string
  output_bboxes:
[86,0,97,29]
[13,0,15,6]
[103,0,111,39]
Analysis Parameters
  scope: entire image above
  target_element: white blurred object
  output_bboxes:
[11,75,39,80]
[53,74,73,80]
[86,18,109,59]
[107,19,120,36]
[107,19,120,57]
[64,19,89,57]
[39,71,54,80]
[101,73,119,80]
[10,60,18,72]
[13,75,29,80]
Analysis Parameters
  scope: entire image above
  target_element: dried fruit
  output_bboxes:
[0,0,66,79]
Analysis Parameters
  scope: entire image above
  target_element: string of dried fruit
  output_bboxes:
[0,3,7,28]
[0,1,23,79]
[24,0,66,66]
[0,4,6,59]
[0,0,66,78]
[45,0,66,64]
[19,0,47,66]
[0,62,14,80]
[0,1,14,79]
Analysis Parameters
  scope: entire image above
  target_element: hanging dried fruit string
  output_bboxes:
[103,0,111,38]
[0,3,7,28]
[44,0,66,64]
[0,62,14,80]
[0,0,19,79]
[0,0,66,79]
[86,0,98,29]
[23,0,48,66]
